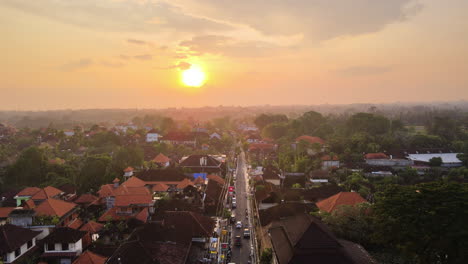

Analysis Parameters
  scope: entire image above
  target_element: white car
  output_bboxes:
[236,221,242,229]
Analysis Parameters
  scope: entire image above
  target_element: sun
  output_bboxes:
[181,66,206,87]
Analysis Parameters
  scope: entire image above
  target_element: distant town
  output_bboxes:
[0,105,467,264]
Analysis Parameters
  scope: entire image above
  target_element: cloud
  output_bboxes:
[179,35,285,57]
[156,61,191,70]
[134,54,153,60]
[100,61,125,68]
[335,65,393,76]
[127,38,149,45]
[60,59,93,71]
[1,0,232,34]
[172,0,422,40]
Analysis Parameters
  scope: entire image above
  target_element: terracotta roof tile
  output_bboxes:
[72,250,107,264]
[123,167,134,172]
[364,153,389,159]
[296,135,325,145]
[68,218,84,229]
[193,176,205,185]
[34,198,77,218]
[316,192,367,213]
[114,194,153,207]
[152,183,169,192]
[16,187,41,197]
[121,177,146,188]
[176,178,194,189]
[135,207,149,223]
[207,174,225,185]
[74,194,99,204]
[153,153,170,164]
[80,221,104,234]
[0,207,15,218]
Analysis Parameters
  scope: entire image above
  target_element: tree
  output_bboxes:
[5,147,48,187]
[373,182,468,263]
[347,113,390,135]
[254,114,288,131]
[262,122,288,140]
[397,167,419,185]
[292,183,302,189]
[428,157,442,167]
[321,203,374,247]
[78,155,112,193]
[260,248,273,264]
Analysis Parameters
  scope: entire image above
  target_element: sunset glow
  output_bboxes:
[181,66,206,87]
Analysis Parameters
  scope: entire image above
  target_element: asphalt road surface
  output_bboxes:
[230,151,252,264]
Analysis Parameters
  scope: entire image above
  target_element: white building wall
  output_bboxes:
[4,237,36,263]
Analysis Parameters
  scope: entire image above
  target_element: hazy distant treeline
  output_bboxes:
[0,102,467,129]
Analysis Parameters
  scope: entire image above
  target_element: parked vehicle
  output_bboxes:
[243,228,250,238]
[234,236,242,246]
[232,201,237,208]
[230,213,236,224]
[236,221,242,229]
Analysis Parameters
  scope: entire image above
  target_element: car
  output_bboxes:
[230,213,236,224]
[243,228,250,238]
[234,236,242,246]
[232,201,237,208]
[235,221,242,229]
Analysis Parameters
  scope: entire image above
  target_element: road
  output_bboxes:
[230,151,252,264]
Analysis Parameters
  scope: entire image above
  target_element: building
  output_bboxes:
[14,186,63,207]
[179,154,223,175]
[41,227,87,264]
[0,224,41,264]
[0,207,15,225]
[34,198,79,226]
[152,153,170,167]
[407,153,462,167]
[72,250,107,264]
[268,214,375,264]
[321,155,340,170]
[316,192,367,213]
[364,153,413,167]
[161,132,196,146]
[145,129,161,143]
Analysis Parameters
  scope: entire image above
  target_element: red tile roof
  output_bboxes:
[74,194,99,204]
[321,155,339,161]
[207,175,225,185]
[34,198,77,218]
[176,178,194,189]
[98,208,130,222]
[68,218,84,229]
[24,199,36,209]
[316,192,367,213]
[112,178,120,183]
[16,187,41,197]
[31,186,63,200]
[114,194,153,207]
[364,153,389,159]
[296,135,325,145]
[152,183,169,192]
[153,153,170,164]
[124,167,134,172]
[193,176,205,185]
[121,177,146,188]
[72,250,107,264]
[80,221,104,234]
[0,207,14,218]
[135,207,149,223]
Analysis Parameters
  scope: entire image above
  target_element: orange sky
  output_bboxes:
[1,0,467,110]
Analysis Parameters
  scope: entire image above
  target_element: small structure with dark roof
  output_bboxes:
[0,224,41,264]
[41,227,88,263]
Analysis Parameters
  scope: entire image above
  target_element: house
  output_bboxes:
[64,130,75,137]
[179,154,223,175]
[203,179,224,215]
[123,167,134,179]
[201,143,209,151]
[407,153,462,167]
[296,135,325,146]
[209,132,221,140]
[0,207,15,225]
[321,155,340,169]
[145,129,160,143]
[364,153,413,167]
[316,192,367,213]
[72,250,107,264]
[159,211,215,243]
[255,182,281,210]
[295,135,326,155]
[74,194,99,207]
[268,214,375,264]
[0,224,41,264]
[80,221,104,242]
[152,153,170,167]
[246,134,261,144]
[34,198,79,226]
[7,208,35,227]
[106,222,192,264]
[262,166,282,186]
[161,132,196,146]
[41,227,87,264]
[14,186,64,206]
